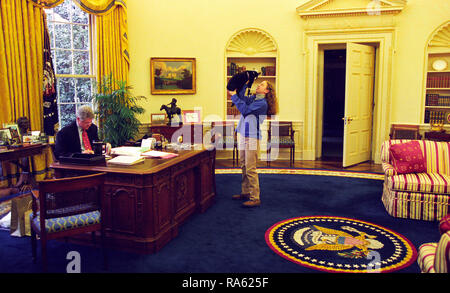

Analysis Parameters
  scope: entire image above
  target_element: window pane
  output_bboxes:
[45,10,54,21]
[59,104,76,128]
[73,24,89,50]
[72,6,88,24]
[55,50,72,74]
[57,77,75,103]
[73,51,89,75]
[76,78,93,102]
[54,23,71,49]
[47,23,55,48]
[53,1,70,23]
[48,1,93,132]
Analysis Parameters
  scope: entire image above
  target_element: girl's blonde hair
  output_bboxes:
[265,81,278,115]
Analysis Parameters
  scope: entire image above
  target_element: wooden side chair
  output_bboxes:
[210,121,238,167]
[389,124,422,140]
[267,121,295,167]
[30,172,107,272]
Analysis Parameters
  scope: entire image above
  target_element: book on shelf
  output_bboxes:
[426,94,450,106]
[427,75,450,88]
[107,155,145,166]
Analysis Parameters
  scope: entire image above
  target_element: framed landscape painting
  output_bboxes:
[151,113,167,125]
[150,58,196,95]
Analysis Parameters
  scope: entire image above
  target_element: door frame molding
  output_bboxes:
[302,28,395,164]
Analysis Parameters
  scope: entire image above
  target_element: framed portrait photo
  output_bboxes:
[182,110,201,124]
[151,113,167,125]
[150,57,196,95]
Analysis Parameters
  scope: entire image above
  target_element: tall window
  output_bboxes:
[45,1,95,129]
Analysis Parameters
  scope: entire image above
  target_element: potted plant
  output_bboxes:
[92,74,146,147]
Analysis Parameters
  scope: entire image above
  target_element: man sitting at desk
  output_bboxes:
[54,105,110,159]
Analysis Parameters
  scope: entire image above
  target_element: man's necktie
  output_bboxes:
[82,130,92,151]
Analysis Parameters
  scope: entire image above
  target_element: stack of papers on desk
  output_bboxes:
[141,150,179,159]
[110,146,149,156]
[107,155,145,166]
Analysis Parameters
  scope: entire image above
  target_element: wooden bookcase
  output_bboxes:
[424,52,450,124]
[423,22,450,125]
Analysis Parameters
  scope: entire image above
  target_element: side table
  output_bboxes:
[424,131,450,142]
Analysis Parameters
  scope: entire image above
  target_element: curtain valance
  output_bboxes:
[30,0,126,15]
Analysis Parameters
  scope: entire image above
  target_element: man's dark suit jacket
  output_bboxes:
[54,120,99,159]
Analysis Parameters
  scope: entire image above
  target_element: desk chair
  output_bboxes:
[30,172,107,272]
[267,121,295,167]
[210,121,238,167]
[389,124,422,140]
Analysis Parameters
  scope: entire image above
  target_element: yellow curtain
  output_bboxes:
[74,0,129,83]
[0,0,44,130]
[95,4,129,83]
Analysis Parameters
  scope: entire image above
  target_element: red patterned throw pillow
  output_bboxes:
[439,214,450,235]
[389,141,426,174]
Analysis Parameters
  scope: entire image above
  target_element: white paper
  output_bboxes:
[141,150,179,159]
[141,138,155,149]
[111,146,144,156]
[107,155,145,165]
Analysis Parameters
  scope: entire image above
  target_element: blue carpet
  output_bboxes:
[0,173,441,273]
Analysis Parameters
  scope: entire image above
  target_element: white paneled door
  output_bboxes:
[342,43,375,167]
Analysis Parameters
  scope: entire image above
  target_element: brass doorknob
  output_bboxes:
[342,117,354,124]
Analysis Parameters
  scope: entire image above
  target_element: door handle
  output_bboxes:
[342,116,354,125]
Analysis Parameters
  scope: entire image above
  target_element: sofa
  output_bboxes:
[417,215,450,273]
[380,139,450,221]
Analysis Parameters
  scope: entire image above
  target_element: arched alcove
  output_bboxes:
[422,21,450,125]
[225,28,279,117]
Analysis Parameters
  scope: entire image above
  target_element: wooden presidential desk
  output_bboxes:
[50,148,216,254]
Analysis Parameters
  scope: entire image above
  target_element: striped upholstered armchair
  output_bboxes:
[417,215,450,273]
[380,139,450,221]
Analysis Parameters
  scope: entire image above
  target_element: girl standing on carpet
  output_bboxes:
[228,80,278,207]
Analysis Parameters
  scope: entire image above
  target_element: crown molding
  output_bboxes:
[296,0,407,18]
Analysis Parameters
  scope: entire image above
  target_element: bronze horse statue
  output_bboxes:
[160,98,182,125]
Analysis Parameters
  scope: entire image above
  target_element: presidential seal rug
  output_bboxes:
[265,216,417,273]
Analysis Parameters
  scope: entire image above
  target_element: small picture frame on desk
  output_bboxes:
[182,110,201,124]
[2,123,20,142]
[22,135,33,143]
[0,128,12,141]
[151,113,167,125]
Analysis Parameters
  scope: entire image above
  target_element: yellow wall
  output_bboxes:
[128,0,450,127]
[127,0,303,123]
